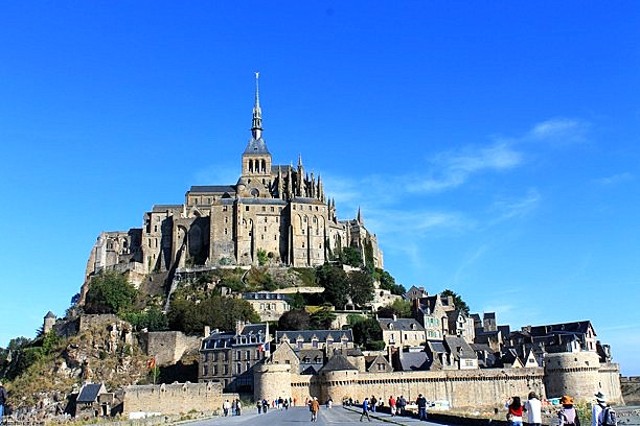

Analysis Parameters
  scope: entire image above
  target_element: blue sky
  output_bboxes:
[1,2,638,376]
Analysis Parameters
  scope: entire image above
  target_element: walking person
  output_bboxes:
[417,394,428,421]
[236,399,242,416]
[371,395,377,412]
[257,400,262,414]
[524,392,542,426]
[505,396,524,426]
[558,395,580,426]
[360,397,371,422]
[592,392,607,426]
[388,395,396,417]
[223,400,230,417]
[397,395,406,416]
[0,381,8,425]
[309,397,320,422]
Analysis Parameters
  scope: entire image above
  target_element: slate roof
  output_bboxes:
[378,318,425,331]
[201,323,268,350]
[189,185,236,193]
[276,330,353,343]
[243,292,290,301]
[318,354,358,372]
[528,321,594,337]
[443,335,476,360]
[238,198,287,205]
[244,137,270,155]
[398,352,430,371]
[427,340,447,353]
[76,383,105,403]
[152,204,183,212]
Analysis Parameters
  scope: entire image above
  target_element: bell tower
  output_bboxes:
[241,72,272,189]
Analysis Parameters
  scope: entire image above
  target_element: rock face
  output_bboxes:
[621,376,640,405]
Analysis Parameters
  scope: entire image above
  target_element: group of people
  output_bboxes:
[221,399,242,417]
[505,391,617,426]
[256,396,294,413]
[359,394,428,421]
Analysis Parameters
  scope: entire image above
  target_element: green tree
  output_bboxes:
[84,271,137,315]
[377,299,412,318]
[441,289,470,315]
[316,264,349,309]
[278,309,311,331]
[310,307,337,329]
[374,268,406,295]
[123,306,168,331]
[348,270,374,307]
[350,317,383,350]
[287,292,306,310]
[257,249,268,266]
[341,247,363,267]
[167,295,259,334]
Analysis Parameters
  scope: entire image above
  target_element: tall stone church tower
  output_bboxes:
[83,75,383,284]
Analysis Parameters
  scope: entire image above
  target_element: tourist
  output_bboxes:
[371,395,377,412]
[417,393,428,421]
[262,398,269,413]
[326,397,333,408]
[558,395,580,426]
[388,395,397,417]
[236,399,242,416]
[0,381,8,425]
[360,397,371,422]
[592,392,607,426]
[524,392,542,426]
[397,395,407,416]
[256,400,262,414]
[505,396,524,426]
[223,399,230,417]
[309,396,320,422]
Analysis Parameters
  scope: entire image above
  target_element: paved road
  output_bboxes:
[188,406,442,426]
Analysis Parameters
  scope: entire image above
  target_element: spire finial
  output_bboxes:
[251,71,263,140]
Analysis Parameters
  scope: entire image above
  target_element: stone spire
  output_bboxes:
[251,71,263,141]
[357,207,363,224]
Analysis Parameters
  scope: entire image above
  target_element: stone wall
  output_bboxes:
[122,382,238,416]
[139,331,202,366]
[256,366,545,408]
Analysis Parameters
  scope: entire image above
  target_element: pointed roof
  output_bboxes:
[76,383,107,403]
[319,353,358,372]
[244,72,270,155]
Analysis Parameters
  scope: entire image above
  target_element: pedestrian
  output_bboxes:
[524,392,542,426]
[388,395,397,417]
[397,395,406,416]
[592,392,607,426]
[506,396,524,426]
[257,400,262,414]
[230,399,236,416]
[309,397,320,422]
[0,381,8,424]
[558,395,580,426]
[371,395,377,412]
[417,394,428,421]
[236,399,242,416]
[262,399,269,413]
[326,397,333,409]
[360,397,371,422]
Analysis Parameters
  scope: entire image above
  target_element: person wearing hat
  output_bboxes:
[592,392,607,426]
[558,395,581,426]
[524,391,542,426]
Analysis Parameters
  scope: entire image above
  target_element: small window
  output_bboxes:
[246,206,250,211]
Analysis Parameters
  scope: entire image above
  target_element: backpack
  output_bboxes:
[601,407,618,426]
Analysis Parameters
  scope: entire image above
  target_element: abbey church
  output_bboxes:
[84,76,383,282]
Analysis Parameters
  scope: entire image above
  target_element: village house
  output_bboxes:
[199,322,270,392]
[242,292,291,322]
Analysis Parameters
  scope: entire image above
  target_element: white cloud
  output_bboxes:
[526,118,589,145]
[593,172,634,186]
[489,189,541,223]
[408,142,523,193]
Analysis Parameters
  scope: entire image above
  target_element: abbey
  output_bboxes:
[84,76,383,281]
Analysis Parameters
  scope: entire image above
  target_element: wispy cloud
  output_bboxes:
[407,142,523,193]
[525,118,589,145]
[489,189,541,223]
[593,172,634,186]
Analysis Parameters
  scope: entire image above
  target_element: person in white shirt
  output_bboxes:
[592,392,607,426]
[524,391,542,426]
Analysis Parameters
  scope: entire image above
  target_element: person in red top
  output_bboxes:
[388,395,397,417]
[505,396,524,426]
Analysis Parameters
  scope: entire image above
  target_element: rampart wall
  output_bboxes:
[139,331,202,366]
[122,382,238,416]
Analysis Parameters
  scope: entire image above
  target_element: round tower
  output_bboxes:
[254,362,292,401]
[43,311,56,334]
[544,352,601,401]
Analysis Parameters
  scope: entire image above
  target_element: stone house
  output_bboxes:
[275,329,354,351]
[242,292,291,322]
[74,382,111,418]
[378,317,426,350]
[199,322,270,392]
